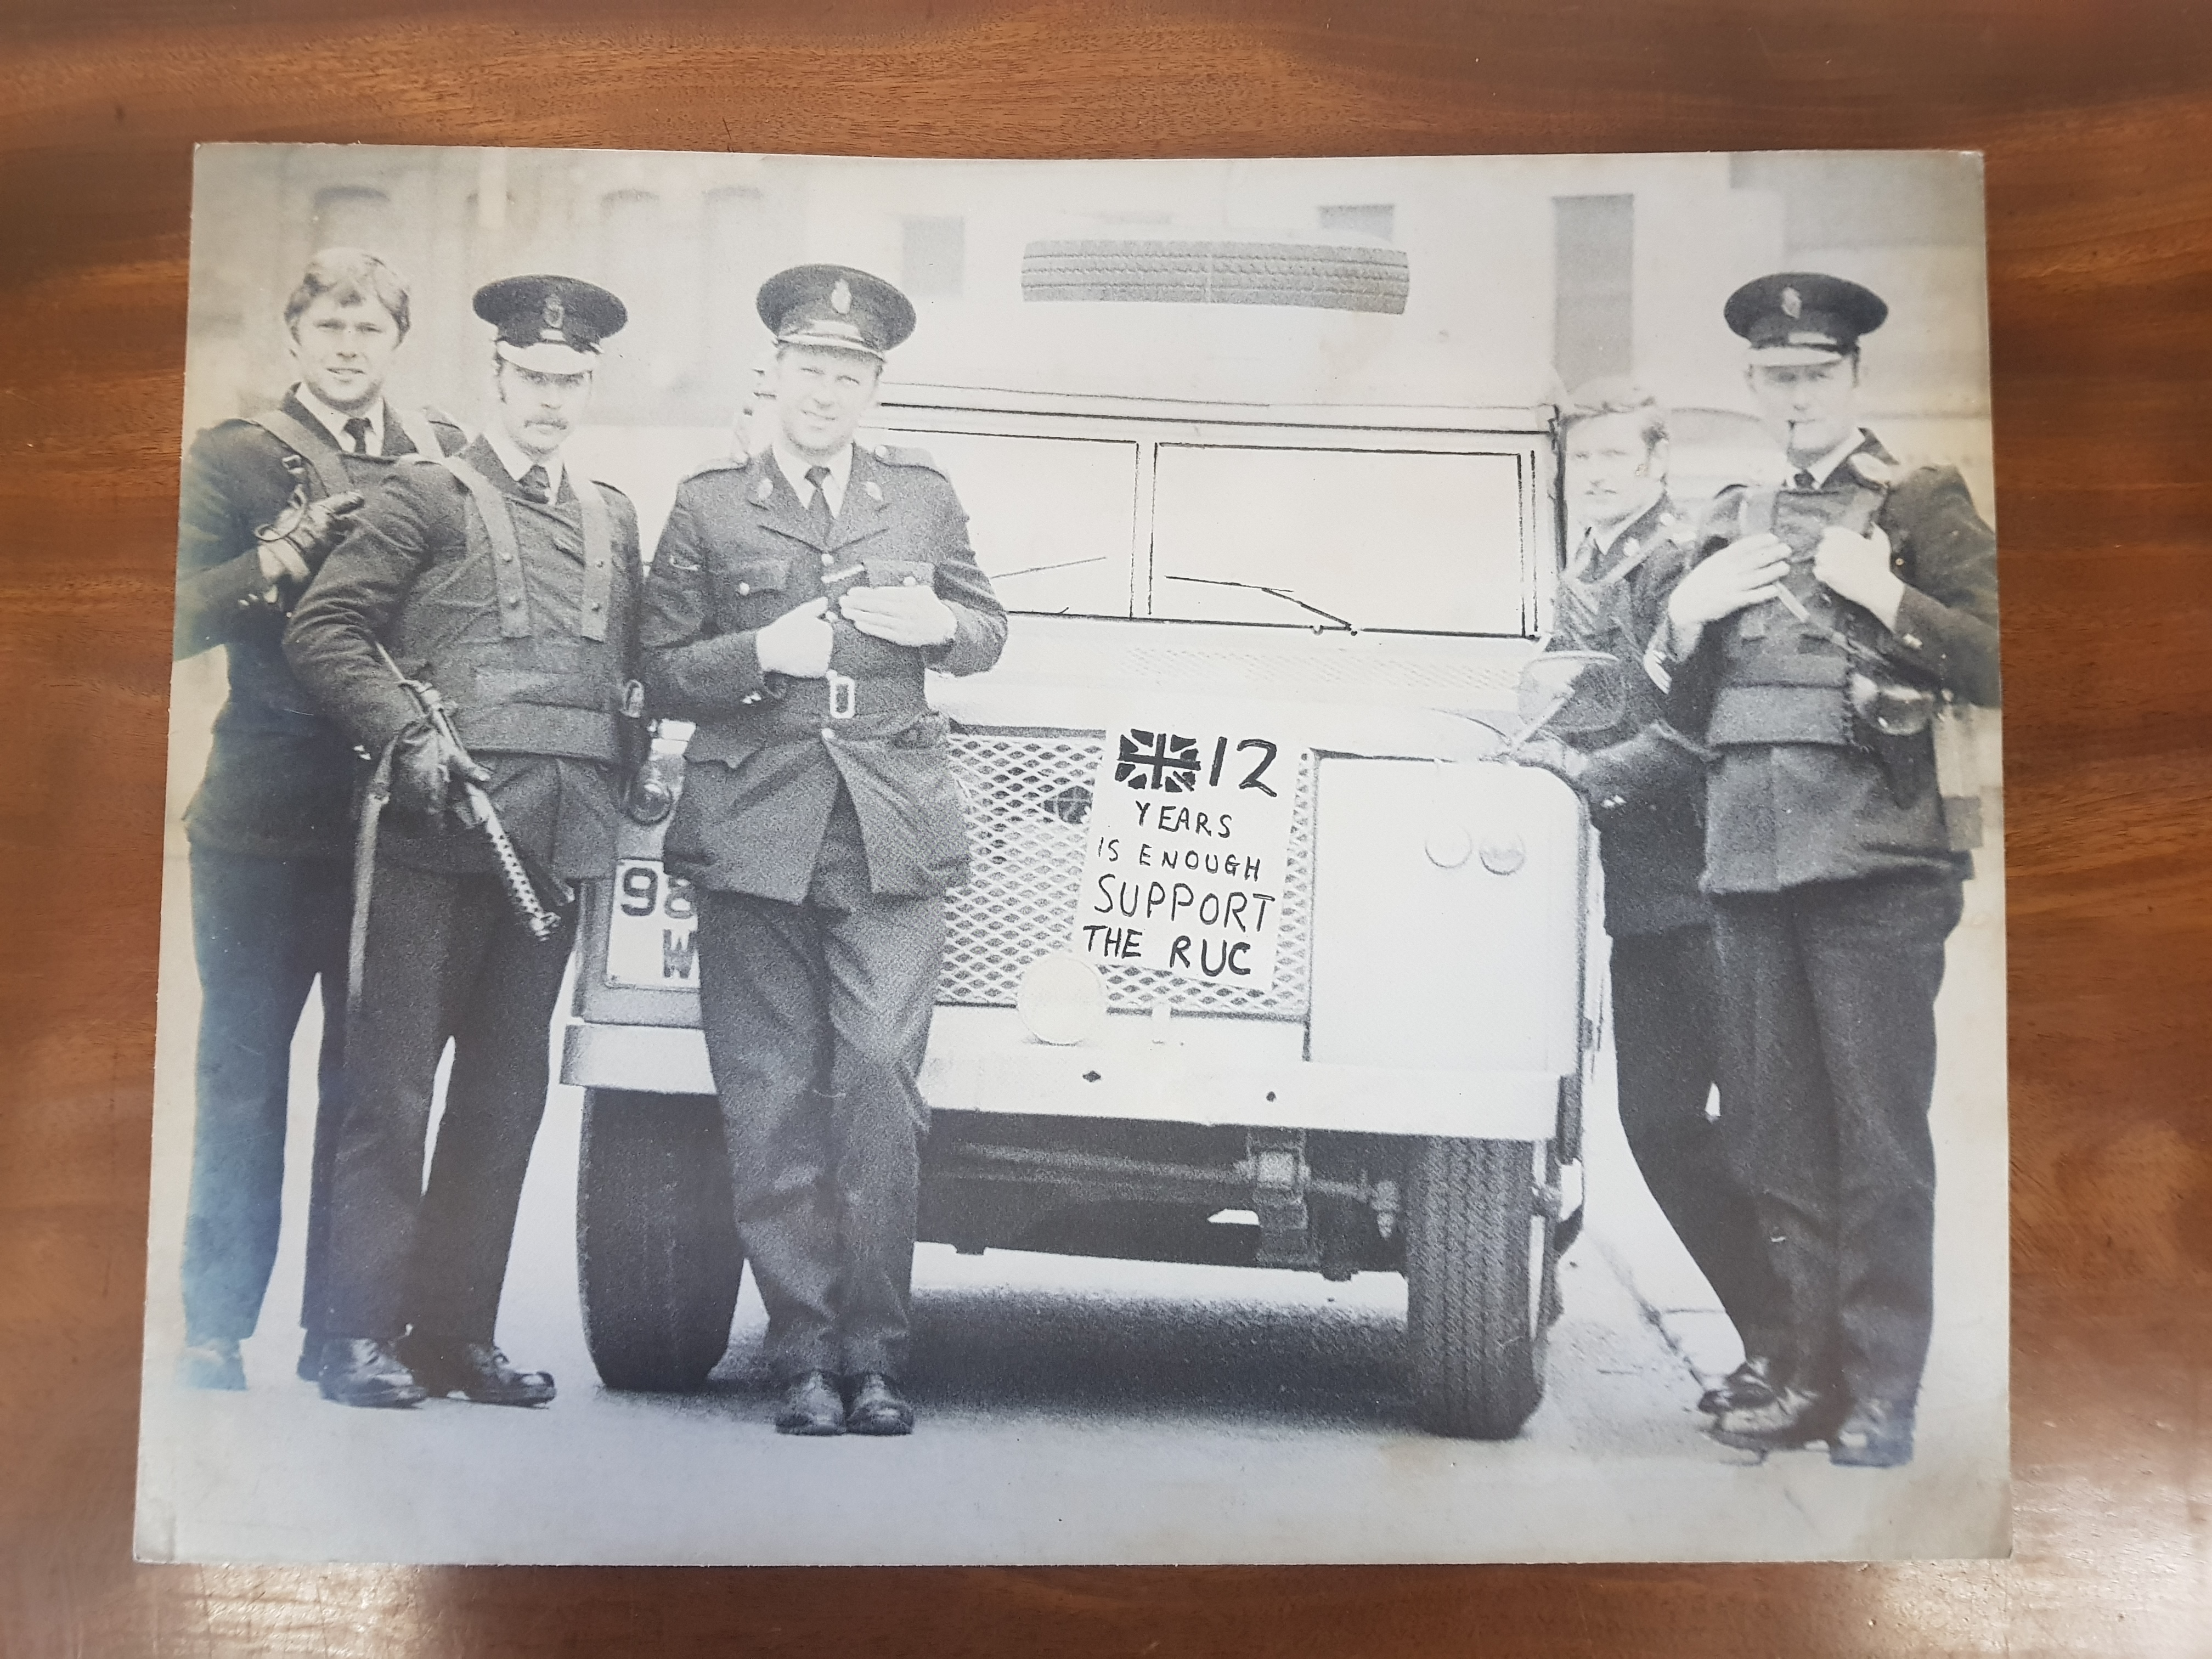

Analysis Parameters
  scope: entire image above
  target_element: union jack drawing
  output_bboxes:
[1115,728,1201,792]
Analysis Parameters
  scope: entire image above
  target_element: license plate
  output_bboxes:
[604,859,699,989]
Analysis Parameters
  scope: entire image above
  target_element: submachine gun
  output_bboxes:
[347,643,571,1015]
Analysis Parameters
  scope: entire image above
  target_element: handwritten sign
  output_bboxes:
[1071,724,1301,990]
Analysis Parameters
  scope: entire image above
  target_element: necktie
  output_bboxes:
[805,464,836,544]
[520,463,551,505]
[1569,527,1599,577]
[343,416,374,456]
[1791,469,1816,489]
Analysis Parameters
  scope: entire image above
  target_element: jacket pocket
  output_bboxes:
[718,556,792,630]
[863,558,934,589]
[891,709,950,750]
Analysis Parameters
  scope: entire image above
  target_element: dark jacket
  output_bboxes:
[1544,494,1711,938]
[284,436,643,880]
[1658,433,2000,895]
[175,393,464,861]
[642,443,1007,902]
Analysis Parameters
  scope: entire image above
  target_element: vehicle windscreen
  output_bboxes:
[872,420,1541,638]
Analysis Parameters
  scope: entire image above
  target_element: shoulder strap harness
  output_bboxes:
[438,454,615,642]
[242,407,352,500]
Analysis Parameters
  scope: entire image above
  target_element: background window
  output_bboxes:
[311,186,393,255]
[902,216,965,298]
[1318,203,1395,242]
[1552,194,1634,391]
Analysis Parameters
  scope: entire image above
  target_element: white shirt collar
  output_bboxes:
[772,439,852,517]
[483,420,563,500]
[1795,427,1871,489]
[294,384,383,454]
[1573,484,1667,567]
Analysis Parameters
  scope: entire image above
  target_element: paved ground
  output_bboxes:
[134,814,2010,1564]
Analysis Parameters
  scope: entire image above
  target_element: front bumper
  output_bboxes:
[562,1005,1562,1142]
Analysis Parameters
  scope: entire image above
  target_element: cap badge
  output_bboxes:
[1781,286,1802,318]
[830,279,853,316]
[543,294,566,331]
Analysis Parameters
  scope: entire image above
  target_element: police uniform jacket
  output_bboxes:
[175,392,464,862]
[284,435,644,881]
[1658,433,2000,894]
[1544,494,1711,938]
[642,443,1007,902]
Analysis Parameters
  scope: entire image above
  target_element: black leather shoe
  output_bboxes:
[296,1333,331,1384]
[775,1370,847,1436]
[1698,1356,1779,1417]
[1829,1400,1916,1468]
[399,1338,556,1407]
[177,1338,245,1391]
[1708,1385,1835,1452]
[844,1373,916,1437]
[318,1339,426,1409]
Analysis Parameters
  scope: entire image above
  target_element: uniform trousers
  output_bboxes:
[1711,870,1963,1410]
[317,858,574,1344]
[180,845,349,1344]
[695,804,943,1383]
[1608,923,1787,1368]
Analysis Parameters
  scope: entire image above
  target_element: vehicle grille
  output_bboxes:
[943,729,1314,1019]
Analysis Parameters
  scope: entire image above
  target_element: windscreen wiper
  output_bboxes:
[1163,574,1358,633]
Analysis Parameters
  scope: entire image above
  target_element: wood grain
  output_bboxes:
[3,1,2208,1651]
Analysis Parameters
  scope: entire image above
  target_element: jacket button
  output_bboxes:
[499,551,514,562]
[820,726,836,741]
[821,553,834,565]
[588,600,602,611]
[505,594,521,607]
[737,582,751,595]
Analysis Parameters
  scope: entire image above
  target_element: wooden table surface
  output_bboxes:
[3,2,2207,1652]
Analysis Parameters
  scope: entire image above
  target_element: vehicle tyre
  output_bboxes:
[1021,240,1411,314]
[577,1089,744,1392]
[1404,1136,1554,1438]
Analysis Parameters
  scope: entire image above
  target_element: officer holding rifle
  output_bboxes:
[286,274,644,1410]
[1652,273,1999,1468]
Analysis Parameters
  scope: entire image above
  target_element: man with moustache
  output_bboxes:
[642,265,1006,1437]
[1514,380,1787,1422]
[172,248,465,1391]
[1651,273,2000,1466]
[286,275,643,1410]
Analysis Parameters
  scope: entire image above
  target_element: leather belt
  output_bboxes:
[772,673,927,723]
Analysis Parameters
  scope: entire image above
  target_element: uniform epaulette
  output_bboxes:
[870,442,940,472]
[683,454,754,481]
[1847,452,1902,488]
[421,404,475,442]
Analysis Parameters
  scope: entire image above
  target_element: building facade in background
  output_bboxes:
[185,148,1990,516]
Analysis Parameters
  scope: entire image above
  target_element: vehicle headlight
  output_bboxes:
[1478,830,1526,875]
[1424,824,1472,869]
[1017,950,1110,1046]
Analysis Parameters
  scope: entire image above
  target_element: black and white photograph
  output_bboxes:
[137,144,2007,1565]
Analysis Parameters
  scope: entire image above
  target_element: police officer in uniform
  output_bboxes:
[1651,274,2000,1466]
[173,248,465,1391]
[1515,380,1787,1420]
[287,275,644,1409]
[642,266,1007,1436]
